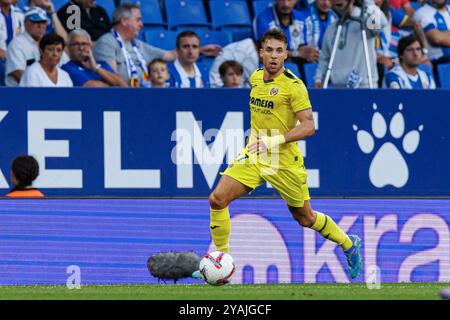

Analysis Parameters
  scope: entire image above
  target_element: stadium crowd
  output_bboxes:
[0,0,449,89]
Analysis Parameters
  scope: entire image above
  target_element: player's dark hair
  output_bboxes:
[260,29,288,47]
[219,60,243,77]
[176,30,200,48]
[39,33,65,51]
[148,58,167,70]
[397,35,421,61]
[11,155,39,188]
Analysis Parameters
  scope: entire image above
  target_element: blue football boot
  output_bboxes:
[192,270,202,280]
[345,235,362,279]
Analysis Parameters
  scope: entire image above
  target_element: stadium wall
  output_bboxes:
[0,88,449,197]
[0,198,448,285]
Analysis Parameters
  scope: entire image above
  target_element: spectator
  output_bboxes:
[385,34,436,88]
[19,32,72,86]
[62,28,126,86]
[58,0,111,42]
[6,155,44,198]
[5,6,47,86]
[296,0,315,11]
[28,0,68,42]
[384,0,428,59]
[148,58,170,88]
[209,38,260,88]
[389,0,416,16]
[300,0,336,63]
[0,0,24,58]
[376,0,429,85]
[314,0,388,88]
[219,60,243,88]
[377,0,397,70]
[414,0,450,69]
[93,2,176,87]
[253,0,306,56]
[167,31,208,88]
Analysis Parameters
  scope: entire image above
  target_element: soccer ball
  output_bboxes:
[199,251,235,286]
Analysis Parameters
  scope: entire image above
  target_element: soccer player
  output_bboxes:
[193,29,362,281]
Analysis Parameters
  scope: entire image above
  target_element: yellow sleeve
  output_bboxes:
[290,80,312,113]
[249,69,260,86]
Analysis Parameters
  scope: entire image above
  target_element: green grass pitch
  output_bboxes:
[0,283,446,300]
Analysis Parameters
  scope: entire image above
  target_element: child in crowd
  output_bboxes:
[148,59,170,88]
[219,60,243,88]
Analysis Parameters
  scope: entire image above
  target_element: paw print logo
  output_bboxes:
[353,103,424,188]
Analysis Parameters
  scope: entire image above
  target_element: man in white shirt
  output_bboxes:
[167,31,209,88]
[20,32,72,86]
[209,38,260,88]
[28,0,69,43]
[5,6,68,85]
[5,6,46,86]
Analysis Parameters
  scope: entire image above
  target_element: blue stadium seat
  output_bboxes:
[209,0,253,42]
[285,62,300,79]
[437,63,450,89]
[17,0,67,11]
[144,29,177,50]
[252,0,274,18]
[52,0,68,11]
[197,30,233,47]
[96,0,116,19]
[134,0,167,28]
[196,60,212,78]
[164,0,210,31]
[210,0,252,29]
[303,63,318,88]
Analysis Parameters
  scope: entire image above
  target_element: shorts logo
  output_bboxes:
[269,87,279,96]
[353,103,423,188]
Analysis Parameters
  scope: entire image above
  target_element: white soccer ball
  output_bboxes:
[199,251,235,286]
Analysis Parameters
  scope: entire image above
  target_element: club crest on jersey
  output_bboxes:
[269,87,279,96]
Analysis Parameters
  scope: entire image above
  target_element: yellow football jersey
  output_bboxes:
[248,67,313,168]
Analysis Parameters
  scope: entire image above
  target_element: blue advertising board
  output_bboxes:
[0,88,449,196]
[0,198,448,285]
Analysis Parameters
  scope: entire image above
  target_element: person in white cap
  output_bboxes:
[27,0,68,43]
[5,6,67,86]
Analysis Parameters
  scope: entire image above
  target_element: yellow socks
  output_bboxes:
[209,208,351,253]
[210,207,231,253]
[311,211,353,251]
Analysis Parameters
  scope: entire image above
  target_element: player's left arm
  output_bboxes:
[284,108,315,143]
[248,108,315,154]
[249,79,315,154]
